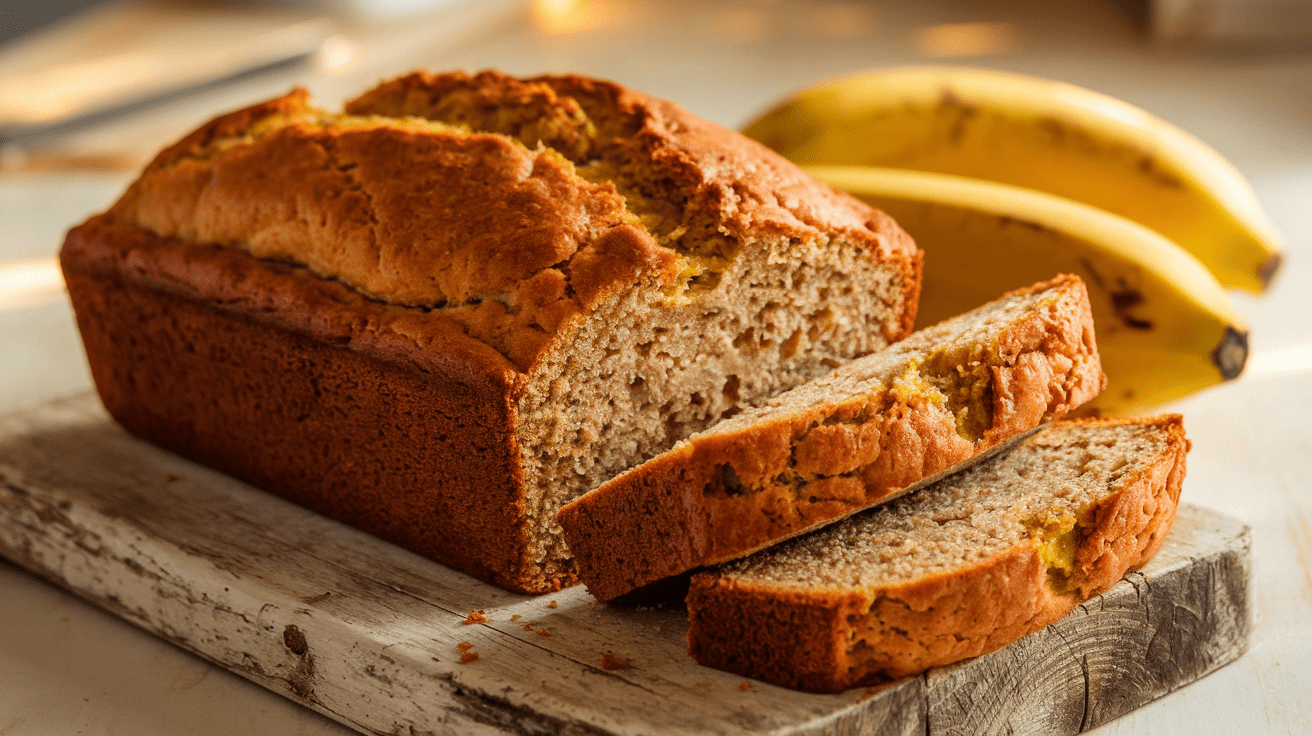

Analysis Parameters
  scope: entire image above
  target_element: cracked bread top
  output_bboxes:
[104,71,919,373]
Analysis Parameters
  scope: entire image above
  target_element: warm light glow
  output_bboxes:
[0,51,161,128]
[532,0,604,35]
[314,35,356,74]
[1247,344,1312,375]
[0,257,64,311]
[915,21,1018,58]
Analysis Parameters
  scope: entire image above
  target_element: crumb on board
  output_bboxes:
[738,682,751,692]
[522,623,535,631]
[600,652,633,671]
[511,614,522,622]
[456,641,479,664]
[547,600,557,608]
[535,628,552,637]
[462,610,488,625]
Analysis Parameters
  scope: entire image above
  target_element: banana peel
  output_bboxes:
[807,165,1248,416]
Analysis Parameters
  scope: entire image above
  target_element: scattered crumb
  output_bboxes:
[600,652,633,671]
[456,641,478,664]
[535,628,552,637]
[511,614,522,622]
[738,681,752,692]
[164,474,179,482]
[522,623,535,632]
[462,610,488,625]
[547,600,558,609]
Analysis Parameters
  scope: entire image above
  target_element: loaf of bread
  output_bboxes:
[685,415,1189,693]
[59,71,921,594]
[558,275,1106,601]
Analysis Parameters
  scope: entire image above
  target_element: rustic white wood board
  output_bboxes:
[0,393,1252,736]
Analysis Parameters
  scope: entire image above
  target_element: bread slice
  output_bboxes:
[558,275,1106,601]
[60,71,921,594]
[685,415,1188,693]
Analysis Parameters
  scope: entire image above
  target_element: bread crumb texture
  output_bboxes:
[686,416,1188,692]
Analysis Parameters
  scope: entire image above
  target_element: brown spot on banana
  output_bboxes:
[1260,252,1283,290]
[1136,156,1184,189]
[938,89,978,146]
[1213,327,1248,380]
[1110,289,1154,330]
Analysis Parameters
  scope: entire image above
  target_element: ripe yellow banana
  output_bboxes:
[746,66,1283,293]
[807,165,1248,416]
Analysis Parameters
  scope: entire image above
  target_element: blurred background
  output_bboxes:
[5,0,1308,412]
[0,0,1310,734]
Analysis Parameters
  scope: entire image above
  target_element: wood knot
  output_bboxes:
[283,624,309,656]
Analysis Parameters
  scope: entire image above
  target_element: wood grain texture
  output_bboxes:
[0,394,1251,736]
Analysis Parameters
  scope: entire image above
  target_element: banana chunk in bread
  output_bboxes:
[558,275,1106,601]
[60,71,921,594]
[686,415,1189,693]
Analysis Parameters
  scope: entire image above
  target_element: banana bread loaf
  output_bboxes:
[686,415,1188,692]
[558,275,1105,601]
[59,71,921,594]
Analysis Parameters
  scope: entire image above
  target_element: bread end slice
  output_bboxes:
[685,415,1189,693]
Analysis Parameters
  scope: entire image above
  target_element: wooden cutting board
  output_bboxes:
[0,393,1252,736]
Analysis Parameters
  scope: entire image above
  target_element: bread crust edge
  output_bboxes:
[684,415,1189,693]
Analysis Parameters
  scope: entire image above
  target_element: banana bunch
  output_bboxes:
[745,66,1283,292]
[744,67,1277,414]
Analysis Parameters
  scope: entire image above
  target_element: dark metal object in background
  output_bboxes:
[0,0,331,148]
[0,0,108,48]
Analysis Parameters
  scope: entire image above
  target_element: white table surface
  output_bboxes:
[1,0,1309,733]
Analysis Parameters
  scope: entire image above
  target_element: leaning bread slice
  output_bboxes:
[558,274,1106,601]
[686,415,1189,693]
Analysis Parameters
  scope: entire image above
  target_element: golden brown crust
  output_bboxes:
[64,216,523,385]
[684,415,1189,693]
[108,89,675,372]
[558,275,1106,602]
[61,217,564,592]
